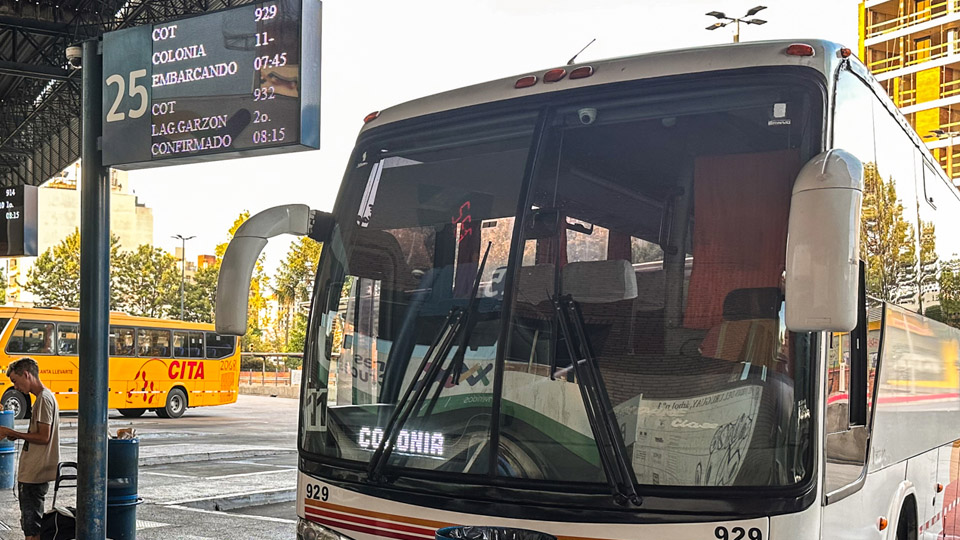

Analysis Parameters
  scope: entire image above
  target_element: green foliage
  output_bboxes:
[114,244,181,318]
[25,229,124,309]
[939,260,960,328]
[272,236,322,351]
[860,162,918,303]
[183,264,218,322]
[285,311,308,356]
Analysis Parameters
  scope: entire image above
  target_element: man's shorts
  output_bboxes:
[18,482,49,537]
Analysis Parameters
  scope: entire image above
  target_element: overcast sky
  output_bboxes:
[127,0,859,275]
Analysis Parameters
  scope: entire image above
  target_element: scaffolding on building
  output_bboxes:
[861,0,960,184]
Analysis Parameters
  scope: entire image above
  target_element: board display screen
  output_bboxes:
[0,185,37,257]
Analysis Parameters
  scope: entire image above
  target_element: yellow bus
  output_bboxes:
[0,307,240,419]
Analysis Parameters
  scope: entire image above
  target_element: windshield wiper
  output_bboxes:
[367,305,464,482]
[367,242,492,482]
[552,294,642,507]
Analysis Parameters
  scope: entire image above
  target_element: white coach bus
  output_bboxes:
[217,39,960,540]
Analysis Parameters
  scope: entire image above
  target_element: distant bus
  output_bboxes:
[0,307,240,419]
[217,39,960,540]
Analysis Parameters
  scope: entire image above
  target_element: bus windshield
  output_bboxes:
[302,73,820,493]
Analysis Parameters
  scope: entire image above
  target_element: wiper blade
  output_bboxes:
[552,294,642,507]
[367,242,492,481]
[367,306,464,482]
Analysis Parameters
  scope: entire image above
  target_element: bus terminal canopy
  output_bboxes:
[0,0,256,188]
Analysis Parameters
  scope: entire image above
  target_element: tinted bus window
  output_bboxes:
[58,323,79,355]
[174,331,204,358]
[205,333,235,359]
[7,321,55,354]
[138,328,172,357]
[110,326,136,356]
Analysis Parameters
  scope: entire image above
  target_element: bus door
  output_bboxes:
[173,330,209,404]
[204,332,238,404]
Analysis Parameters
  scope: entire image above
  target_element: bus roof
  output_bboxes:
[0,306,217,331]
[361,39,847,133]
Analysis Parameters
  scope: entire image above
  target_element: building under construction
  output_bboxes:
[860,0,960,185]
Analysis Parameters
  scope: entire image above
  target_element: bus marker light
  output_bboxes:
[878,517,888,531]
[840,48,852,58]
[786,44,815,57]
[938,483,945,493]
[515,75,538,89]
[570,66,594,79]
[544,68,566,83]
[363,111,381,124]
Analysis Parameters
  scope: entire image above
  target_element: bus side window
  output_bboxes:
[110,326,136,356]
[58,323,79,355]
[174,331,204,358]
[826,332,852,434]
[138,328,171,357]
[7,321,55,355]
[205,332,236,359]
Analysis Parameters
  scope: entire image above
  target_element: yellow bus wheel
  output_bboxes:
[156,388,187,419]
[117,408,146,418]
[1,390,28,420]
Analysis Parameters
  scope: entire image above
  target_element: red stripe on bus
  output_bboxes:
[304,513,433,540]
[305,506,437,536]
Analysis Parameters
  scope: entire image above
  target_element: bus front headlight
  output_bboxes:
[297,518,356,540]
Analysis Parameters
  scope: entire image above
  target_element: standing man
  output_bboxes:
[0,358,60,540]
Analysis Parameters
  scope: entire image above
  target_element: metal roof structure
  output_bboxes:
[0,0,253,187]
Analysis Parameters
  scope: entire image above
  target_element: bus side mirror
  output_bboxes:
[216,205,333,335]
[785,149,863,333]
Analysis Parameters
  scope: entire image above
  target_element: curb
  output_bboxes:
[167,487,296,511]
[139,448,291,466]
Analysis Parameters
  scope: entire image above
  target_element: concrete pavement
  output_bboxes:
[0,394,301,539]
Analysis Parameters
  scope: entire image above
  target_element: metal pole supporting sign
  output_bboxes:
[78,37,110,539]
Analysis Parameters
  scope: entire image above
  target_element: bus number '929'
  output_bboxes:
[305,484,329,501]
[715,527,762,540]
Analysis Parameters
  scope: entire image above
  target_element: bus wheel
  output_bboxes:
[157,388,187,419]
[117,408,146,418]
[896,498,918,540]
[1,389,28,420]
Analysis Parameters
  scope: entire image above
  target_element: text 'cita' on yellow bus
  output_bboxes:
[0,307,240,419]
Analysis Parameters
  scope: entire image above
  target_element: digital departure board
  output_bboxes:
[102,0,320,169]
[0,185,38,257]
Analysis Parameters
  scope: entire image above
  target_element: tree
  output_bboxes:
[860,162,918,304]
[114,244,181,318]
[939,259,960,327]
[216,211,271,351]
[25,229,123,308]
[273,236,322,349]
[182,264,218,322]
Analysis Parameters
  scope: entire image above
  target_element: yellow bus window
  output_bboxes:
[138,328,171,357]
[174,331,204,358]
[110,326,136,356]
[7,321,55,354]
[58,323,79,355]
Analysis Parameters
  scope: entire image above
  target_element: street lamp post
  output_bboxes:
[172,234,195,320]
[705,5,767,43]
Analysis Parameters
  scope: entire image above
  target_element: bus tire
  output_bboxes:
[1,389,29,420]
[117,408,146,418]
[157,388,187,419]
[896,497,918,540]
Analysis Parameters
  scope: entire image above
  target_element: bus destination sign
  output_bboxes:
[102,0,320,169]
[0,185,38,257]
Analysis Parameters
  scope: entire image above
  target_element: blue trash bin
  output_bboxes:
[436,527,556,540]
[0,410,13,489]
[106,438,141,540]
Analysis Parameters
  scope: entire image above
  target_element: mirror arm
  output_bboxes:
[216,204,334,335]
